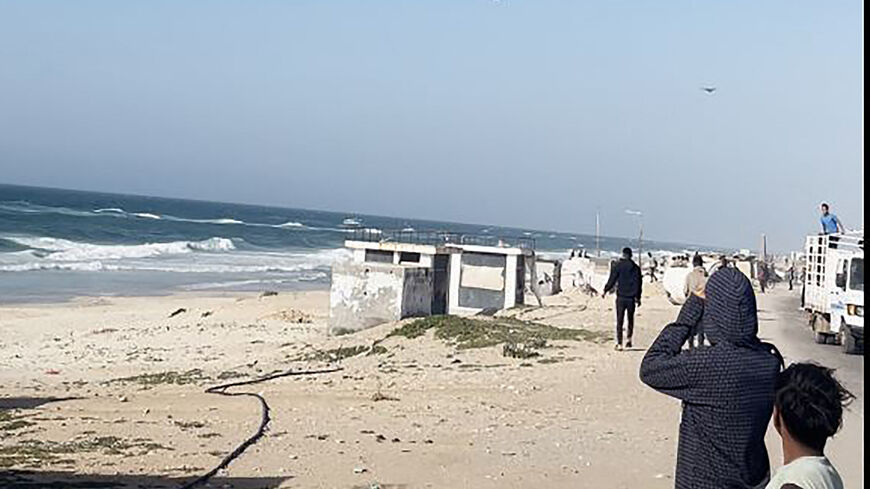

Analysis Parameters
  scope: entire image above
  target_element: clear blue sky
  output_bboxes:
[0,1,863,250]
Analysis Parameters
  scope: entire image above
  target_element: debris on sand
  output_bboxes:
[265,308,313,324]
[168,308,187,318]
[371,391,399,402]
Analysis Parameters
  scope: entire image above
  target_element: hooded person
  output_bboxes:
[640,268,784,489]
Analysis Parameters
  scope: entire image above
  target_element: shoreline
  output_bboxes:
[0,279,331,307]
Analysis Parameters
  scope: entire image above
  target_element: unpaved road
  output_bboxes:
[758,287,864,488]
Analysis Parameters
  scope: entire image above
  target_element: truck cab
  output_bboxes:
[830,254,864,352]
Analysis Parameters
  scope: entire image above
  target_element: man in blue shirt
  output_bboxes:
[820,203,844,235]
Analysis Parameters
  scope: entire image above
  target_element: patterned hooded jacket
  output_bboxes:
[640,268,783,488]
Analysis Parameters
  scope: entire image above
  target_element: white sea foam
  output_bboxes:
[5,236,236,261]
[133,212,162,220]
[93,208,126,214]
[0,236,349,276]
[274,221,305,228]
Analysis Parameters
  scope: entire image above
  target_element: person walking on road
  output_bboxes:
[684,254,709,349]
[819,203,844,235]
[640,268,784,489]
[758,262,769,294]
[766,362,852,489]
[602,247,642,351]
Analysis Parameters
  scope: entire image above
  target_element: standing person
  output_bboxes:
[787,261,795,291]
[602,247,642,351]
[758,261,769,294]
[648,252,659,282]
[640,268,783,489]
[766,363,853,489]
[819,203,844,235]
[683,254,709,349]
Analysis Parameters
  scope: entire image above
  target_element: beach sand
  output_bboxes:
[0,284,861,488]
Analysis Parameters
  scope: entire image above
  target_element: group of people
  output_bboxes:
[602,247,852,488]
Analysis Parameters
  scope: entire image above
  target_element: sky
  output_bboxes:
[0,1,863,250]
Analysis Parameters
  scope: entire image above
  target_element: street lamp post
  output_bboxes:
[625,210,644,270]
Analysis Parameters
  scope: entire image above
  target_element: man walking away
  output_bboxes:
[819,203,844,235]
[640,268,783,489]
[603,247,642,351]
[787,261,795,291]
[767,363,853,489]
[684,254,708,349]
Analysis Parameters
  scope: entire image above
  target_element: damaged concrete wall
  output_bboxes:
[329,261,434,334]
[457,252,507,310]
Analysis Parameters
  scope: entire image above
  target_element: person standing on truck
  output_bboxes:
[820,203,845,235]
[602,247,642,351]
[766,362,852,489]
[684,254,709,349]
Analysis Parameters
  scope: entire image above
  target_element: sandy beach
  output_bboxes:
[0,284,863,488]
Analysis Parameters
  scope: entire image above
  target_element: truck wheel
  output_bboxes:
[814,332,831,344]
[841,327,859,354]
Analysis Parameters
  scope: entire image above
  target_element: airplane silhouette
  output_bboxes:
[701,87,717,94]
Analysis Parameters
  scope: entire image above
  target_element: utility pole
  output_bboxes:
[626,210,644,270]
[596,209,601,258]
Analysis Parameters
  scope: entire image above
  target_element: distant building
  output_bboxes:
[329,230,536,334]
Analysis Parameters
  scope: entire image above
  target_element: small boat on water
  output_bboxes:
[342,217,362,227]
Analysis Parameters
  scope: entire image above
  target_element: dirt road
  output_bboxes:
[757,287,864,488]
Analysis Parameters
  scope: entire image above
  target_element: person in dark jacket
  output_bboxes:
[640,268,783,489]
[603,247,643,350]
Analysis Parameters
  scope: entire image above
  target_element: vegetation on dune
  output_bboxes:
[388,315,607,350]
[0,436,172,469]
[103,369,209,387]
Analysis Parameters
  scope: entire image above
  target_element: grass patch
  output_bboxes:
[0,436,172,469]
[103,369,208,388]
[0,411,35,432]
[389,315,607,350]
[216,370,246,380]
[173,420,206,430]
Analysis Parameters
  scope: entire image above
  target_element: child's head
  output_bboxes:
[774,363,854,452]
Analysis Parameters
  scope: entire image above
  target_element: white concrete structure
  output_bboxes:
[329,237,534,333]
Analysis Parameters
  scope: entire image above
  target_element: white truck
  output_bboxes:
[803,232,864,354]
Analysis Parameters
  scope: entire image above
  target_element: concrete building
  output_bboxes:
[329,231,535,334]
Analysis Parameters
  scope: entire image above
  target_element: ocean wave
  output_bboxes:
[132,212,161,220]
[4,236,236,261]
[0,236,349,275]
[0,201,96,218]
[4,201,330,232]
[274,221,305,228]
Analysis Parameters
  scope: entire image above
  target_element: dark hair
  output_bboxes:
[622,247,633,258]
[775,363,854,451]
[821,203,830,210]
[693,254,704,267]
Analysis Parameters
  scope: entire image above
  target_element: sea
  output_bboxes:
[0,184,718,303]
